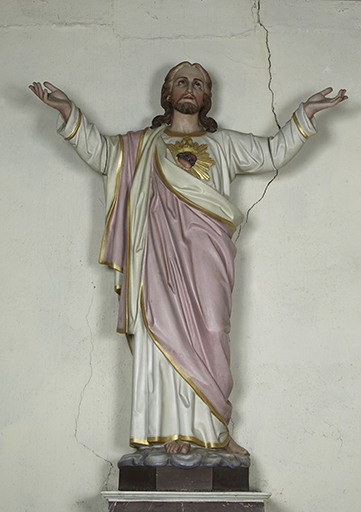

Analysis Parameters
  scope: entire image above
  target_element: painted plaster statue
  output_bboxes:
[29,62,347,456]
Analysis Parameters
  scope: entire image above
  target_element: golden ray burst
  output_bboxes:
[167,137,215,181]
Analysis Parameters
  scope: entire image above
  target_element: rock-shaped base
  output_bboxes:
[118,445,250,469]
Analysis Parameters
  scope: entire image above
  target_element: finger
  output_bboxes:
[341,89,348,100]
[43,81,58,92]
[29,82,47,101]
[29,85,41,99]
[39,83,46,100]
[336,93,348,102]
[332,89,348,101]
[33,82,44,99]
[319,87,333,97]
[328,93,348,105]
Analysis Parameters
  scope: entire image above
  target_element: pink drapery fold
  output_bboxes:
[100,129,236,424]
[99,129,145,331]
[143,166,236,425]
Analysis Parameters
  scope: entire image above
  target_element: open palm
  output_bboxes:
[29,82,72,121]
[304,87,348,118]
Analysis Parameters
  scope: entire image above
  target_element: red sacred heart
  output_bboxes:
[177,151,197,169]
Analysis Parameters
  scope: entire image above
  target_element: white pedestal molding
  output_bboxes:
[102,491,271,511]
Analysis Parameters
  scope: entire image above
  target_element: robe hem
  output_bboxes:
[100,260,123,272]
[130,433,230,450]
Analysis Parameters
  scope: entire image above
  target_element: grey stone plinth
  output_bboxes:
[118,446,250,469]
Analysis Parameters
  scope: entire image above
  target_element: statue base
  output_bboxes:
[102,491,271,511]
[107,448,270,511]
[118,446,250,492]
[119,465,249,491]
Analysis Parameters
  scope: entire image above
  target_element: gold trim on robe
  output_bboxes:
[140,284,230,448]
[99,134,124,267]
[130,433,229,449]
[164,127,207,137]
[154,149,237,232]
[65,109,82,140]
[293,112,309,139]
[125,128,149,331]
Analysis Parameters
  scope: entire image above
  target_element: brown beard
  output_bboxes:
[170,97,200,115]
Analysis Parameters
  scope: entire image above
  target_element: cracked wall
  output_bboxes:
[1,1,360,512]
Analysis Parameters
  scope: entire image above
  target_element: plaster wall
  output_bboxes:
[0,1,360,511]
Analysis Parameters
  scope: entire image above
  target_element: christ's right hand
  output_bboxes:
[29,82,72,122]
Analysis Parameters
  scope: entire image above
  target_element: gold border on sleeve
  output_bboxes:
[140,284,230,437]
[154,149,236,233]
[292,112,309,139]
[65,109,82,141]
[99,135,124,265]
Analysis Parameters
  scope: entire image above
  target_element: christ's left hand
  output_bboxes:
[303,87,348,119]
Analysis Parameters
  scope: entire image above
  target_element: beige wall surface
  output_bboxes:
[0,1,360,511]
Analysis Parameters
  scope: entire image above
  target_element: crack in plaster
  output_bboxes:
[253,0,280,130]
[0,22,112,29]
[324,421,344,453]
[0,21,254,42]
[74,289,114,490]
[109,31,255,41]
[235,0,280,242]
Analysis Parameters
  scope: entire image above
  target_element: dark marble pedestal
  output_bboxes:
[102,491,271,512]
[119,465,249,492]
[118,446,250,492]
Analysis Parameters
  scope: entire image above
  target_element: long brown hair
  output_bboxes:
[151,62,217,133]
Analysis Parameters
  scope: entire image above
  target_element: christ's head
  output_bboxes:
[151,62,217,133]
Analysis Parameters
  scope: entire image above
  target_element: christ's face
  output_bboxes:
[170,66,205,114]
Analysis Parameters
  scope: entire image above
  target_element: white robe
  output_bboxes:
[57,104,317,447]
